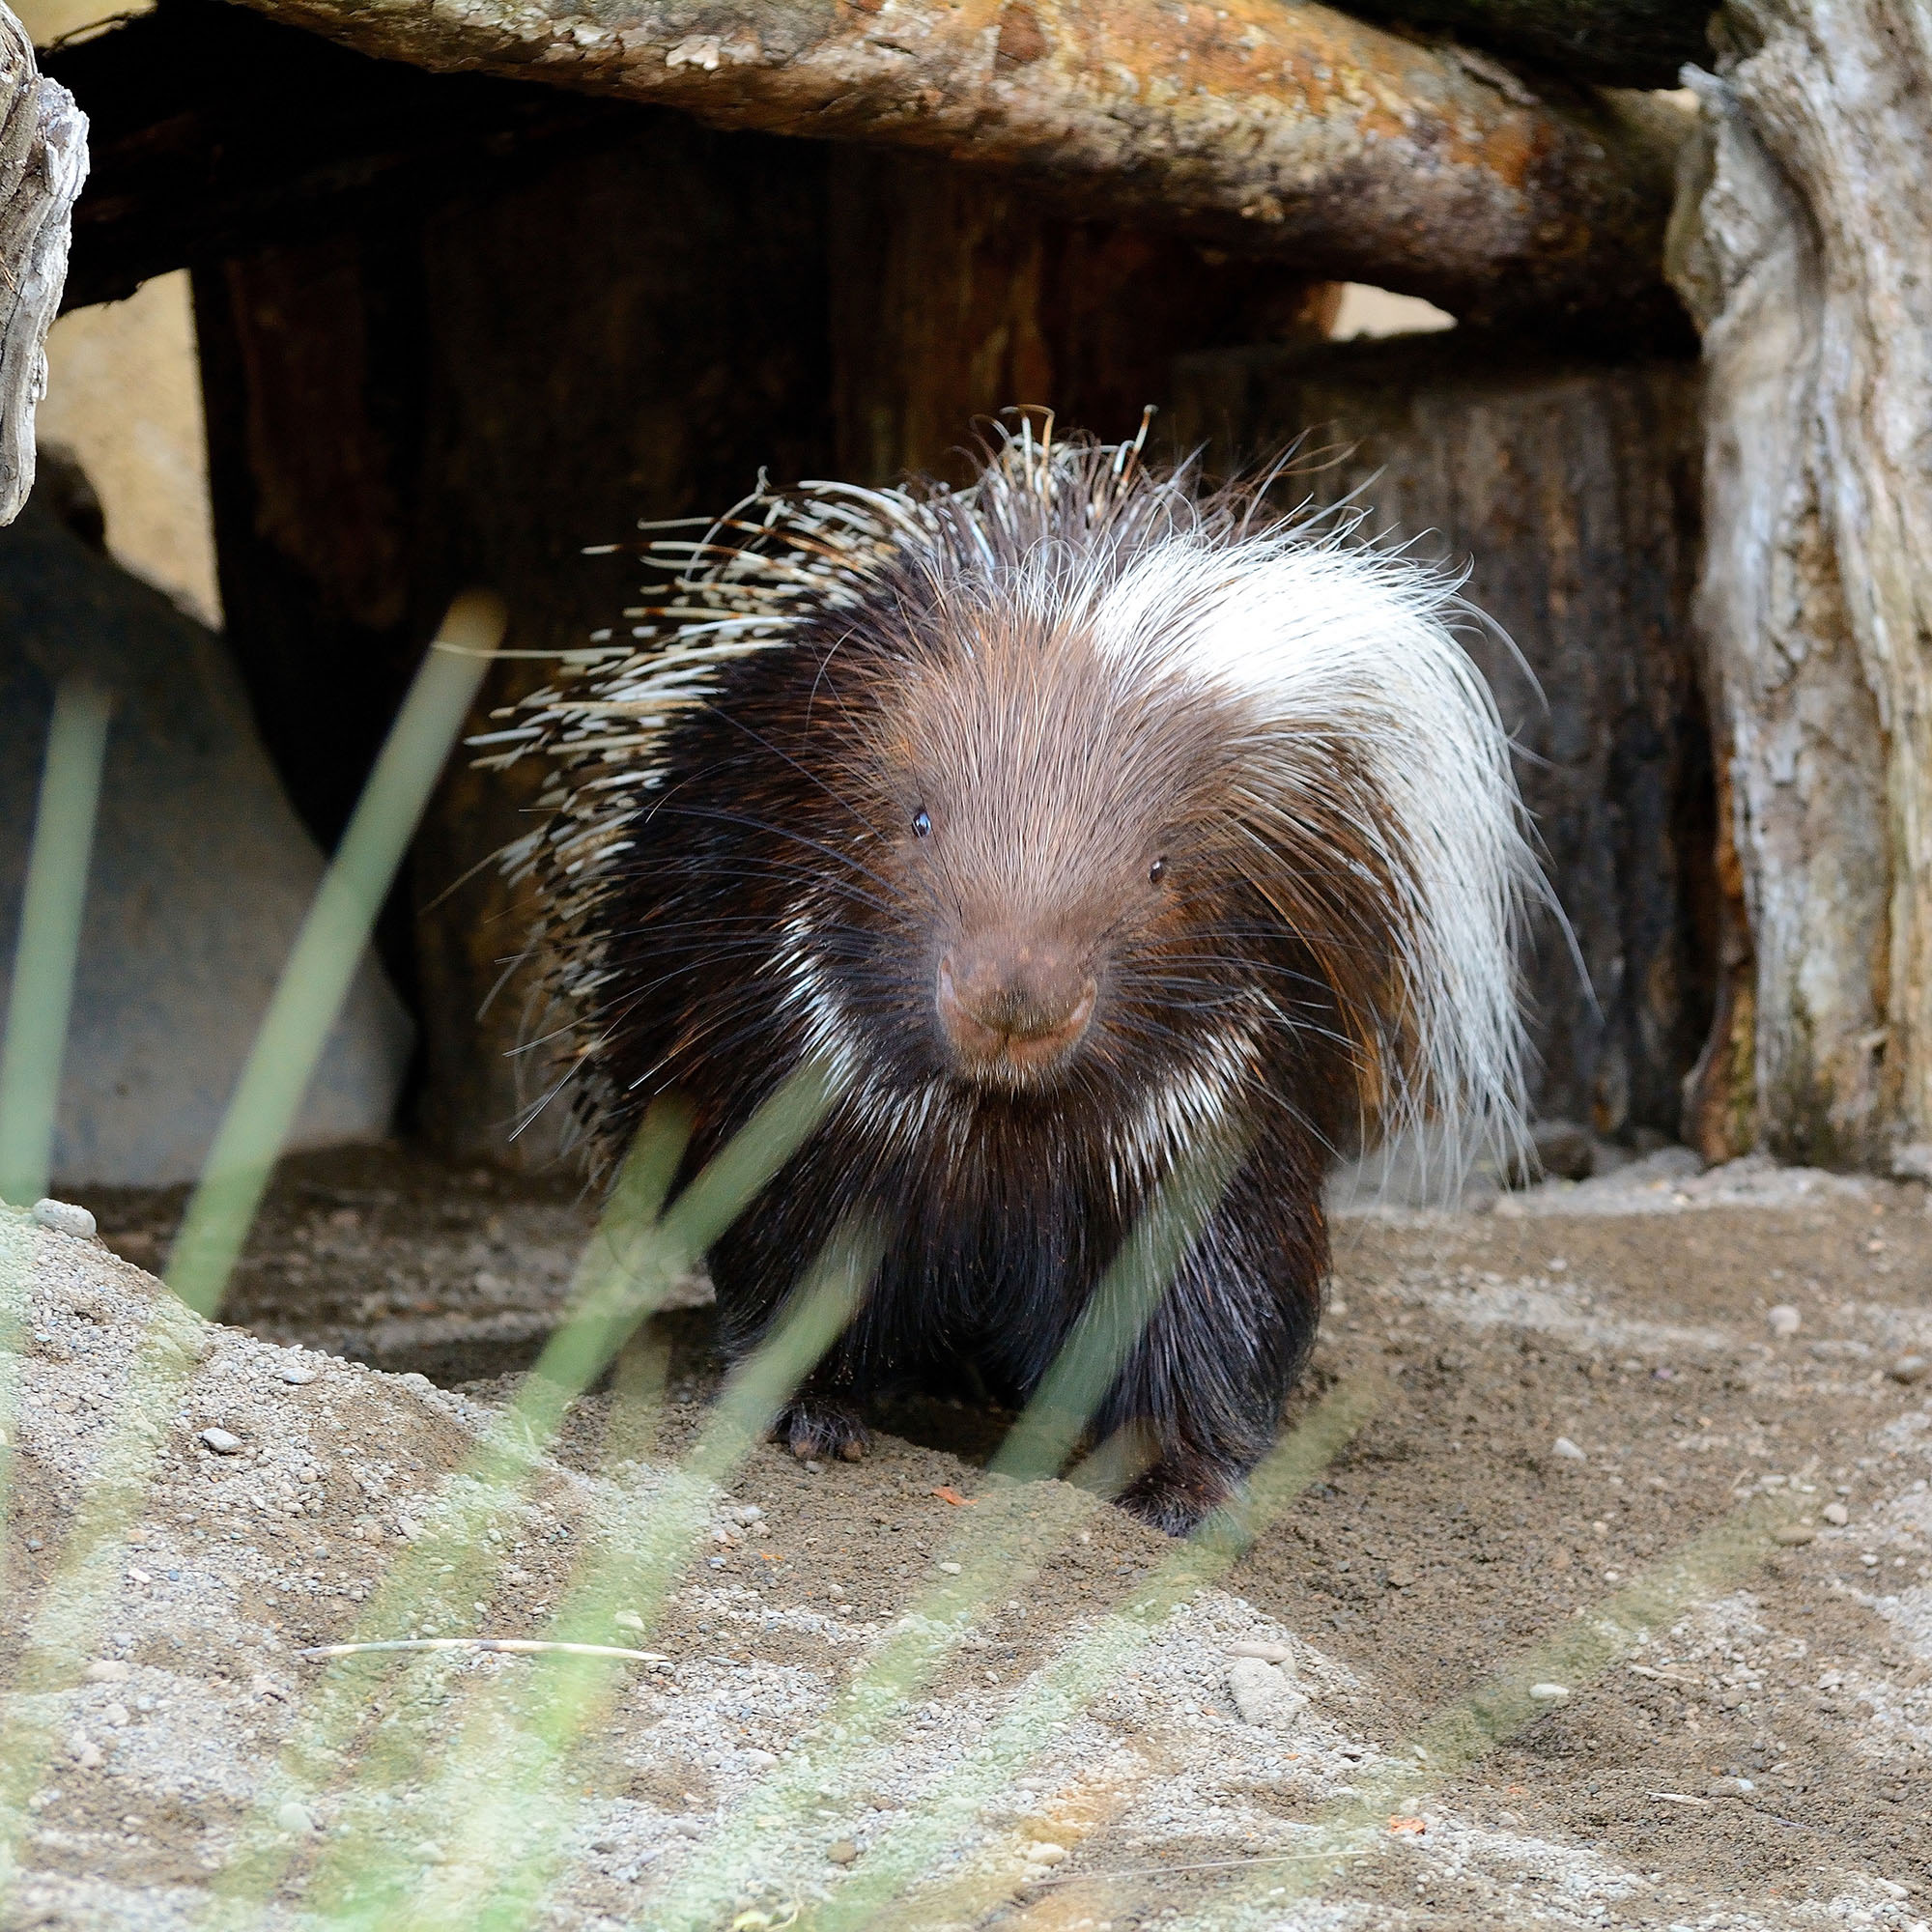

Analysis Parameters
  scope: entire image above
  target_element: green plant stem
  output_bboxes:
[167,597,502,1318]
[0,676,111,1207]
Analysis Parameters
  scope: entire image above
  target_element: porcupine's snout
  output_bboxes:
[936,932,1097,1081]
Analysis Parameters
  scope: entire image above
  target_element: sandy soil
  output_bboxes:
[4,1150,1932,1930]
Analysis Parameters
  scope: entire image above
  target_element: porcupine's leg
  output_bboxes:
[1096,1150,1328,1535]
[708,1201,881,1463]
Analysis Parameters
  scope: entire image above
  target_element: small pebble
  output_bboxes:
[1774,1524,1815,1546]
[613,1610,645,1632]
[804,1460,824,1474]
[733,1505,763,1525]
[826,1838,859,1865]
[1890,1355,1929,1384]
[1528,1683,1570,1701]
[71,1737,102,1770]
[937,1561,962,1576]
[1822,1502,1850,1526]
[83,1661,131,1684]
[276,1800,318,1834]
[1767,1304,1801,1339]
[1228,1640,1294,1662]
[31,1199,96,1239]
[199,1429,242,1456]
[1552,1437,1586,1462]
[278,1364,318,1386]
[1026,1842,1067,1866]
[1707,1776,1754,1798]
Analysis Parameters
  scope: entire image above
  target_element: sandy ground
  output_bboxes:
[4,1150,1932,1930]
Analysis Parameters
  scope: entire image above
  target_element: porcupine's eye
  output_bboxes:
[912,810,931,839]
[1148,856,1168,885]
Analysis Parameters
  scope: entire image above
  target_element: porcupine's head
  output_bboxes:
[495,421,1539,1185]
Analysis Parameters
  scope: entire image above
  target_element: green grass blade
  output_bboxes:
[0,676,112,1207]
[167,595,504,1318]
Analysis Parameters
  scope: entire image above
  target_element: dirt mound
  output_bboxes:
[4,1167,1931,1929]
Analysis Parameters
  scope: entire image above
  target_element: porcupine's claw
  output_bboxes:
[774,1398,869,1463]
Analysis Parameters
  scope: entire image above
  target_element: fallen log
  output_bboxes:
[229,0,1691,332]
[0,6,87,523]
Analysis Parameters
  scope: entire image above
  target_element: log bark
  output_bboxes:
[1171,333,1713,1141]
[1340,1,1709,87]
[228,0,1691,334]
[1669,5,1932,1170]
[829,149,1338,488]
[195,118,838,1165]
[0,7,86,524]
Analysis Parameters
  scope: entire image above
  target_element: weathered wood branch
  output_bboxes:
[228,0,1691,331]
[1671,1,1932,1169]
[1342,0,1709,87]
[0,6,86,523]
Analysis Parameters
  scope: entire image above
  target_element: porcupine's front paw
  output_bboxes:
[773,1398,869,1463]
[1117,1452,1242,1536]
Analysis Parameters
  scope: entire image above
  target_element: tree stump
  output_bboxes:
[1171,333,1713,1140]
[1670,4,1932,1170]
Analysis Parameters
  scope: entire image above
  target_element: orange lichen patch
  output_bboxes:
[932,1485,976,1506]
[1387,1814,1429,1834]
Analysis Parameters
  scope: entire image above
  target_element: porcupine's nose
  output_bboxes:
[936,936,1097,1076]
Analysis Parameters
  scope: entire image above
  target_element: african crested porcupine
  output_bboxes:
[496,424,1535,1531]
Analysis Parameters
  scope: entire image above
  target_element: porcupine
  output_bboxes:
[494,421,1536,1532]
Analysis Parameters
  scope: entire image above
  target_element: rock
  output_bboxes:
[30,1198,95,1238]
[275,1800,317,1834]
[1228,1640,1294,1662]
[1532,1120,1595,1183]
[82,1660,130,1683]
[0,496,412,1188]
[1228,1656,1308,1726]
[198,1428,242,1455]
[1892,1143,1932,1183]
[1025,1842,1067,1866]
[1706,1776,1754,1798]
[1822,1502,1850,1526]
[70,1736,102,1770]
[613,1610,645,1633]
[277,1363,318,1386]
[1553,1436,1586,1462]
[1774,1524,1815,1546]
[1889,1355,1929,1384]
[936,1561,961,1576]
[1767,1304,1802,1339]
[1528,1683,1570,1701]
[826,1838,858,1866]
[732,1504,763,1524]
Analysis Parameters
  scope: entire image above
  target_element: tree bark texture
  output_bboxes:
[1171,333,1714,1141]
[1669,5,1932,1171]
[828,148,1338,488]
[0,7,86,524]
[227,0,1691,334]
[196,119,836,1164]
